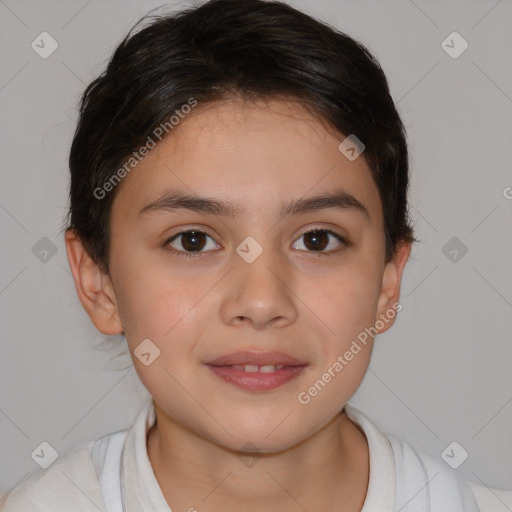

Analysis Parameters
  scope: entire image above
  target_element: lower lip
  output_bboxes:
[205,365,307,391]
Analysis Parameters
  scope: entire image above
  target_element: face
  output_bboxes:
[69,97,409,453]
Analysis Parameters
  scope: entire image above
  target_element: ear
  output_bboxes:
[375,242,411,334]
[65,229,123,335]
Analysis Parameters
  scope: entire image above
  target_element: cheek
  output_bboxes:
[314,262,381,345]
[115,261,217,357]
[116,274,207,403]
[111,257,178,342]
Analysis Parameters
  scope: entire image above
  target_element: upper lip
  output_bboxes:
[206,350,307,367]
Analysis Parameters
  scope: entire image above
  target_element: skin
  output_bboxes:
[66,97,411,512]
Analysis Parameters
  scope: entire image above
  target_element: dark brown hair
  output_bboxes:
[63,0,417,275]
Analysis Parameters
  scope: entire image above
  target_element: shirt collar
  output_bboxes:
[344,403,396,512]
[122,398,171,511]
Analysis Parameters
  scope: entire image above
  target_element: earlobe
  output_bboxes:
[64,229,123,335]
[375,242,411,334]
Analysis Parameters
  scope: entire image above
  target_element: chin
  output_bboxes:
[208,414,311,455]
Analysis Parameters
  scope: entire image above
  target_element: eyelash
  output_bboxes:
[164,228,349,259]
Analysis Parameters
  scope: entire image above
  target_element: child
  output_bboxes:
[1,0,508,510]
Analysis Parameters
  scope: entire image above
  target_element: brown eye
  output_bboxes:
[166,230,219,255]
[180,231,207,251]
[292,229,346,254]
[303,231,329,251]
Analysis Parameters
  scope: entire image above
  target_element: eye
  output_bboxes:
[164,227,348,259]
[292,229,347,255]
[165,229,220,257]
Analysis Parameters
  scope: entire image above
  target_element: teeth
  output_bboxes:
[231,364,285,373]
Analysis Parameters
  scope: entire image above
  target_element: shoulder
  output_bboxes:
[468,481,512,512]
[0,440,105,512]
[388,434,512,512]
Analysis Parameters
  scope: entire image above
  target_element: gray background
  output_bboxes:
[1,0,511,498]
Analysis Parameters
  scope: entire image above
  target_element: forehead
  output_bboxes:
[111,97,382,225]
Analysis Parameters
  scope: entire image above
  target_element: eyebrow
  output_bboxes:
[137,189,370,220]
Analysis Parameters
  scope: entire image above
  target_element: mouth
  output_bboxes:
[230,364,286,372]
[205,350,308,391]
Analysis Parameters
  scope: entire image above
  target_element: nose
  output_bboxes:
[219,245,298,330]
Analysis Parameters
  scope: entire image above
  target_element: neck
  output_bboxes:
[147,405,369,512]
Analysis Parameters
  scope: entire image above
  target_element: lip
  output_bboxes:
[205,350,307,367]
[206,364,307,391]
[205,350,308,391]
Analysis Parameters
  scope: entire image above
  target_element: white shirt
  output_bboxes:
[1,399,510,511]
